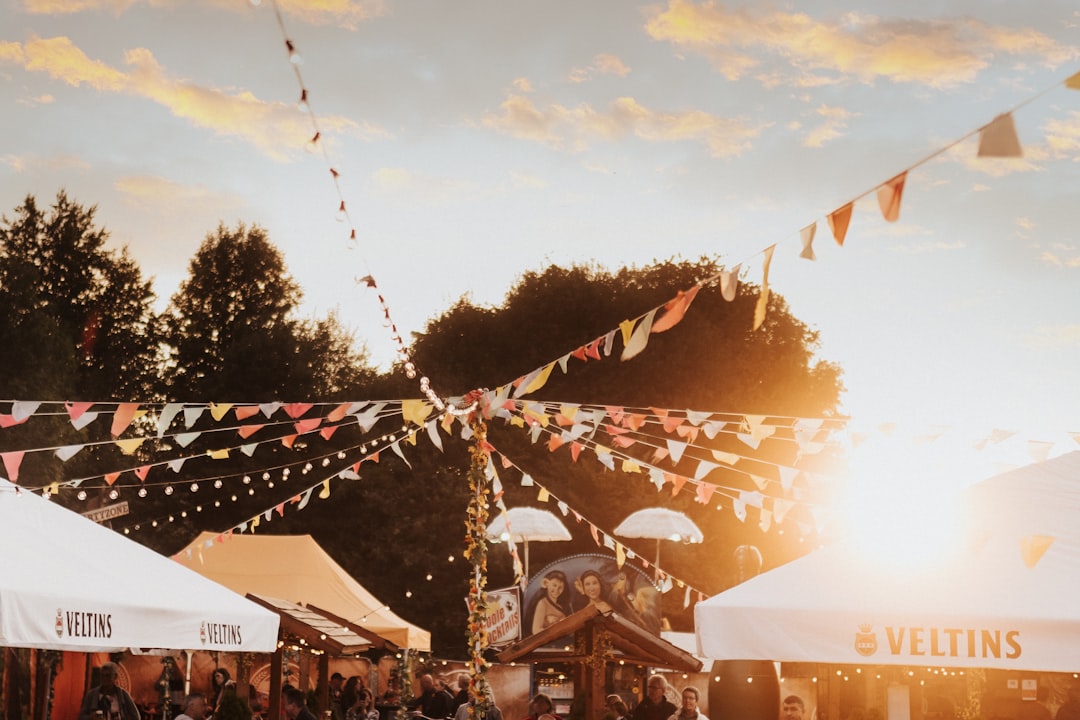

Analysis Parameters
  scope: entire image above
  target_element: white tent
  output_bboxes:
[0,478,280,652]
[694,451,1080,672]
[176,532,429,650]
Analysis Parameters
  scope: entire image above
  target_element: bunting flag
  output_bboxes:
[799,223,816,261]
[752,245,776,331]
[977,112,1022,158]
[651,285,702,334]
[719,264,740,301]
[111,403,140,437]
[1,451,24,484]
[876,172,907,223]
[1020,534,1054,569]
[827,202,854,246]
[621,309,658,361]
[1067,71,1080,90]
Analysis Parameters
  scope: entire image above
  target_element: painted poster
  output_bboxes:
[484,586,522,646]
[522,553,661,638]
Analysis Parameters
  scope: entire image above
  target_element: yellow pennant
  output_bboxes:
[115,437,146,455]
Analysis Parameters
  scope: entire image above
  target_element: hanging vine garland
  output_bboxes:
[464,419,492,720]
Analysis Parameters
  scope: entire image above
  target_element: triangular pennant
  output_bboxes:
[1020,534,1055,568]
[827,202,854,246]
[55,444,83,462]
[65,401,94,422]
[1,451,25,483]
[175,431,201,448]
[319,479,332,499]
[157,403,183,437]
[259,401,282,418]
[284,402,314,419]
[1066,71,1080,90]
[401,399,434,426]
[752,245,775,331]
[621,309,658,361]
[209,403,233,421]
[104,472,120,486]
[111,403,140,437]
[651,285,702,334]
[134,465,151,481]
[294,417,322,434]
[234,405,260,421]
[978,112,1022,158]
[115,437,146,455]
[799,222,817,260]
[183,406,206,428]
[719,264,740,301]
[876,172,907,222]
[11,401,40,422]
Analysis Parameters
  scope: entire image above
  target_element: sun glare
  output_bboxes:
[835,433,987,573]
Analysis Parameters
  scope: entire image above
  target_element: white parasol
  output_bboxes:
[487,506,572,579]
[614,507,704,571]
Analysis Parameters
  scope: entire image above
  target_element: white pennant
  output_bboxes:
[158,403,183,437]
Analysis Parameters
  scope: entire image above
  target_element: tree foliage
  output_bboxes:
[0,191,161,400]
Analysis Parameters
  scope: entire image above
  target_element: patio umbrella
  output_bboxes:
[487,506,572,578]
[614,507,703,571]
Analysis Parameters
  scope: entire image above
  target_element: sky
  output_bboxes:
[3,0,1079,467]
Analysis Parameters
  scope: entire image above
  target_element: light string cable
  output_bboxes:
[261,0,474,418]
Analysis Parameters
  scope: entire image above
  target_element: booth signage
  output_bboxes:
[81,501,130,523]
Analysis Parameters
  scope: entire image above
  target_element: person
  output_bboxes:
[408,674,455,719]
[454,688,503,720]
[452,676,470,712]
[347,688,380,720]
[1057,685,1080,720]
[630,675,676,720]
[610,700,628,720]
[176,693,208,720]
[284,686,318,720]
[209,668,232,716]
[571,569,612,613]
[341,677,361,720]
[79,662,141,720]
[667,688,707,720]
[527,570,572,633]
[781,696,806,720]
[330,673,346,720]
[521,693,560,720]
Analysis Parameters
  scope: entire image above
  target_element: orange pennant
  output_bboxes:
[238,423,264,439]
[1,451,24,483]
[651,285,702,334]
[234,405,260,420]
[876,172,906,222]
[828,203,854,246]
[111,403,140,437]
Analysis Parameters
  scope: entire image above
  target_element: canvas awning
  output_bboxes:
[694,451,1080,671]
[0,478,280,652]
[176,533,429,650]
[246,594,396,655]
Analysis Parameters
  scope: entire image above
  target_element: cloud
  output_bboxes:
[370,167,488,206]
[644,0,1078,88]
[19,0,385,28]
[1039,242,1080,268]
[1044,111,1080,160]
[0,36,386,161]
[569,53,632,83]
[480,93,766,157]
[801,103,857,147]
[1,152,90,172]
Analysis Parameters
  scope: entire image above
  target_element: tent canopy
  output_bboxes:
[176,533,429,650]
[694,451,1080,672]
[0,478,280,652]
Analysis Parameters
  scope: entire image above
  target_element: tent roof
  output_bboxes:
[177,532,429,650]
[694,451,1080,671]
[498,605,701,672]
[0,479,279,652]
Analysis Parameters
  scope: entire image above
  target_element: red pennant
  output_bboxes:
[570,443,583,462]
[65,402,94,421]
[670,476,688,496]
[280,434,297,448]
[104,472,120,486]
[585,337,604,360]
[548,434,564,452]
[662,415,684,433]
[326,403,351,422]
[0,414,28,428]
[274,502,285,517]
[319,425,339,440]
[611,436,636,448]
[571,346,588,361]
[294,417,322,434]
[877,172,906,222]
[605,406,626,425]
[624,413,647,430]
[696,483,716,503]
[1,451,24,483]
[134,465,151,481]
[284,403,314,419]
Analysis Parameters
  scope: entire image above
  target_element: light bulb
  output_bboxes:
[243,475,251,484]
[77,490,87,501]
[298,89,309,113]
[285,40,302,65]
[214,479,222,489]
[108,489,119,500]
[138,487,147,498]
[190,483,199,492]
[165,485,174,495]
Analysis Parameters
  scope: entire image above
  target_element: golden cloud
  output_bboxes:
[801,103,857,148]
[20,0,385,27]
[645,0,1078,87]
[569,53,632,84]
[481,92,764,157]
[1044,111,1080,159]
[0,36,384,161]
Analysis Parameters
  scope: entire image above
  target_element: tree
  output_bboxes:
[163,223,373,401]
[0,191,162,400]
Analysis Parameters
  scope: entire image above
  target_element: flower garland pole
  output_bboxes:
[464,418,492,720]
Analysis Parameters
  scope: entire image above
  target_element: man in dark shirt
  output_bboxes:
[408,674,454,719]
[284,686,319,720]
[631,675,676,720]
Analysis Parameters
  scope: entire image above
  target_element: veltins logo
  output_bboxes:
[55,609,64,638]
[200,621,207,645]
[855,624,877,656]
